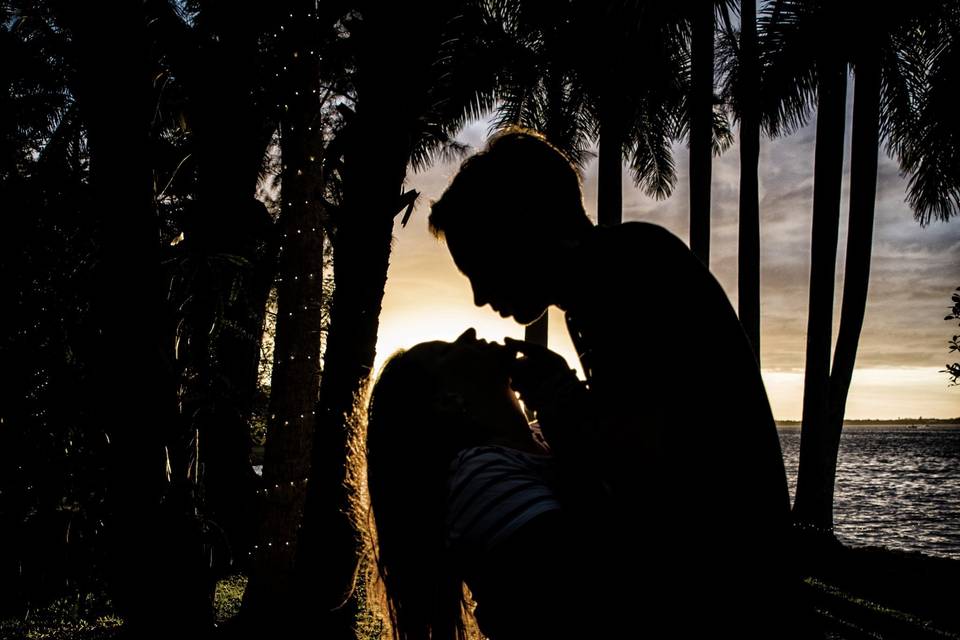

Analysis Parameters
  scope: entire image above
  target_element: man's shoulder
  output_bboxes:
[590,221,691,261]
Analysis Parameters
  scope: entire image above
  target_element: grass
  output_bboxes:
[0,593,122,640]
[4,544,958,639]
[0,574,250,640]
[213,574,247,627]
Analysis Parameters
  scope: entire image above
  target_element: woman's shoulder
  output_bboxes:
[446,444,561,555]
[451,444,551,468]
[449,445,555,487]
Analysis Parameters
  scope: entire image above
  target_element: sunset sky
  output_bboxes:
[374,107,960,421]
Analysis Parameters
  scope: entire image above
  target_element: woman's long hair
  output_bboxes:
[363,345,477,640]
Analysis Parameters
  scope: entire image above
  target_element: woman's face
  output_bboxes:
[435,328,513,387]
[418,329,534,448]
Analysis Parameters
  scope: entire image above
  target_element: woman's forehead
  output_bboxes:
[408,340,450,359]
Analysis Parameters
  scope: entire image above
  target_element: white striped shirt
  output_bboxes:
[445,445,562,556]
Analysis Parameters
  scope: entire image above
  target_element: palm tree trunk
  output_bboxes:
[204,222,276,569]
[598,94,623,227]
[296,184,403,639]
[823,55,882,512]
[525,312,548,413]
[59,2,214,634]
[793,57,848,533]
[525,314,549,347]
[521,69,576,350]
[242,9,325,621]
[689,1,715,267]
[294,28,413,634]
[737,0,761,363]
[191,20,275,575]
[149,0,277,571]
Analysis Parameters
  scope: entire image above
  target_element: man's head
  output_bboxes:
[428,128,593,324]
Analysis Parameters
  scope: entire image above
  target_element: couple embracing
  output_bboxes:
[363,129,798,639]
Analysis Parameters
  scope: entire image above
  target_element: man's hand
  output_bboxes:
[503,337,578,413]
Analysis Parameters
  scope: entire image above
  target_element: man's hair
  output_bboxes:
[428,127,591,241]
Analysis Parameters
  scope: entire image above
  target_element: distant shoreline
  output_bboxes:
[776,417,960,427]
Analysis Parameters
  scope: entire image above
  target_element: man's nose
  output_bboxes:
[473,287,488,308]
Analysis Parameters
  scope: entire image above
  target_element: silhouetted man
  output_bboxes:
[428,129,797,637]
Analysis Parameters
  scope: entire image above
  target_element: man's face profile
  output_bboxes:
[444,226,549,326]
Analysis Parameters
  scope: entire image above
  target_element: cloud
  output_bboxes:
[378,107,960,419]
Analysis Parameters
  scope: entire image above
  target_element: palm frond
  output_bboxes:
[900,11,960,225]
[627,99,679,200]
[716,9,742,119]
[712,100,734,155]
[757,0,818,137]
[408,123,471,173]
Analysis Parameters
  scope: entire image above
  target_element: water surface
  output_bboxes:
[778,425,960,559]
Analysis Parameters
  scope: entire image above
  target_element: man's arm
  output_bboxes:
[504,339,622,510]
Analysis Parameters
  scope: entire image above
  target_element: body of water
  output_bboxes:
[254,426,960,558]
[778,424,960,559]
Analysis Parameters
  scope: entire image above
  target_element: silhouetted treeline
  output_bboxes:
[1,1,958,639]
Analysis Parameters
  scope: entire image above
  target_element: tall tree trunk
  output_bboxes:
[689,1,715,267]
[737,0,762,363]
[598,93,623,227]
[242,3,326,623]
[525,312,548,416]
[294,13,414,637]
[822,55,882,523]
[525,314,549,347]
[296,167,407,638]
[793,57,848,533]
[203,210,276,572]
[158,2,275,573]
[521,68,576,350]
[60,2,214,635]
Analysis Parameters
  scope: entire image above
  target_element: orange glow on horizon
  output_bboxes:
[367,118,960,421]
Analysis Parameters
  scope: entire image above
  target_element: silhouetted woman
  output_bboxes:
[363,329,612,640]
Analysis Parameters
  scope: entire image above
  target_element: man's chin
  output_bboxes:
[515,308,547,326]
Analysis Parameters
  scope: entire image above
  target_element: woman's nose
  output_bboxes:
[455,327,477,344]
